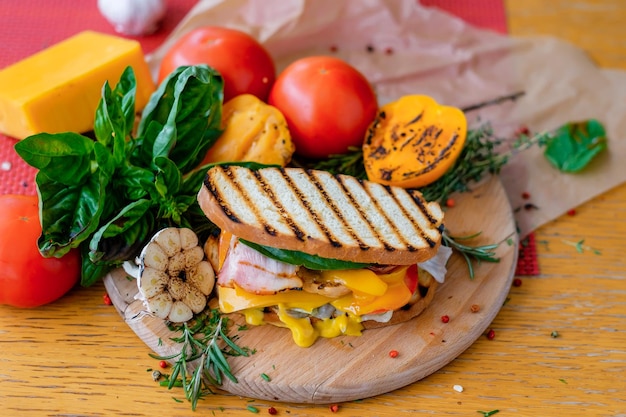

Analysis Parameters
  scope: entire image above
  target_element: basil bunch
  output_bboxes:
[15,65,224,286]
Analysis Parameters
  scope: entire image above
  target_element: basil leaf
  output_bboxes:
[115,66,138,136]
[36,169,107,257]
[154,156,182,197]
[138,65,224,174]
[95,85,125,165]
[240,239,370,270]
[543,119,607,172]
[115,164,154,201]
[80,245,113,287]
[94,67,136,157]
[89,199,154,263]
[14,132,94,186]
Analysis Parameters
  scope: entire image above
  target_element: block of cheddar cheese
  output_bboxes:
[0,31,156,139]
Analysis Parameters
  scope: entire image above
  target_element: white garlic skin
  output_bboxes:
[98,0,167,36]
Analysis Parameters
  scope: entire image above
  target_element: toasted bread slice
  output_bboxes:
[197,165,444,265]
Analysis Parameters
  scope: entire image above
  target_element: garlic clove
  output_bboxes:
[187,261,216,296]
[138,267,169,299]
[145,292,173,319]
[154,227,182,257]
[141,241,169,271]
[179,227,199,250]
[168,301,193,323]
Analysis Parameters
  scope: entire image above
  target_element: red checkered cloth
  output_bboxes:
[0,0,538,275]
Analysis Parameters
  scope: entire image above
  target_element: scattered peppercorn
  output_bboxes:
[268,406,278,415]
[329,45,338,53]
[524,203,539,211]
[567,209,576,216]
[515,126,530,136]
[486,329,496,340]
[384,47,394,55]
[103,293,112,305]
[159,360,168,369]
[512,278,522,287]
[521,191,531,199]
[330,404,340,413]
[151,370,162,381]
[389,350,399,358]
[366,44,375,53]
[441,315,450,323]
[470,304,480,313]
[446,198,456,208]
[551,330,559,338]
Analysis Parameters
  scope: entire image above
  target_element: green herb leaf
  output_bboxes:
[15,132,95,186]
[34,169,108,257]
[240,239,370,270]
[542,119,607,172]
[88,199,154,263]
[477,410,500,417]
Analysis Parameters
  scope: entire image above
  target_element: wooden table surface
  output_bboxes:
[2,1,625,416]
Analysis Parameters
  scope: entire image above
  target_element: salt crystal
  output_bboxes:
[453,384,464,393]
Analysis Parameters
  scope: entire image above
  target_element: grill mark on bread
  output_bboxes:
[282,169,342,247]
[334,174,395,252]
[306,170,371,251]
[203,166,242,224]
[253,169,307,241]
[377,184,419,252]
[408,189,441,226]
[389,186,437,249]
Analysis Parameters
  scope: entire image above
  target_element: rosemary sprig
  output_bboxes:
[442,231,501,280]
[150,309,251,410]
[419,123,507,203]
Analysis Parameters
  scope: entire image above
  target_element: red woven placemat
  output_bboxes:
[0,0,537,275]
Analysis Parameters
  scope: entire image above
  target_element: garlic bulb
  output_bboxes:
[135,227,216,323]
[97,0,167,36]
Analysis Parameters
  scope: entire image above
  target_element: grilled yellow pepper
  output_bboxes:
[201,94,294,166]
[362,95,467,189]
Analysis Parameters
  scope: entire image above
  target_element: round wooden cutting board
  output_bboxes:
[103,175,518,404]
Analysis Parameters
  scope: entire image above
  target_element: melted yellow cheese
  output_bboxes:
[330,266,411,315]
[0,31,155,139]
[218,285,333,313]
[319,268,388,296]
[218,266,412,347]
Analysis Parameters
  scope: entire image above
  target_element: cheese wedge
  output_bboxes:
[0,31,155,139]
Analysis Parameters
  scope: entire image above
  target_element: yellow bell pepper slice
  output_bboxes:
[201,93,294,166]
[362,95,467,189]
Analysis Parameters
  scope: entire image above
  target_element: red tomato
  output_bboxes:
[158,26,276,102]
[268,56,378,159]
[404,264,419,295]
[0,195,80,308]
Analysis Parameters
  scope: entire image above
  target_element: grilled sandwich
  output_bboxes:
[197,165,451,347]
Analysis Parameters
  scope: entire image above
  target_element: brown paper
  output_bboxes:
[146,0,626,238]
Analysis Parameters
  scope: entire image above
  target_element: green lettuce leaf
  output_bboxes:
[240,239,370,270]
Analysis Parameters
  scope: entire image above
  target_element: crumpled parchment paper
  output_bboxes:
[146,0,626,238]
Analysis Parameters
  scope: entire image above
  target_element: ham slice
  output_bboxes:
[218,237,302,295]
